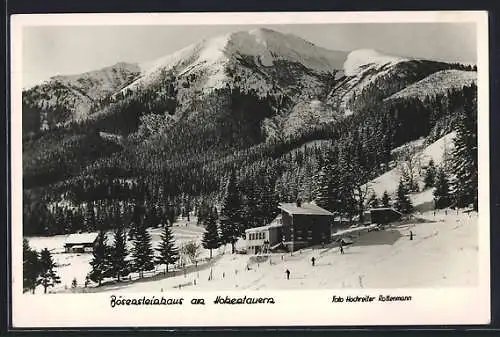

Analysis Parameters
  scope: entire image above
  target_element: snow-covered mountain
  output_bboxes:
[22,27,476,140]
[133,28,347,90]
[22,62,141,131]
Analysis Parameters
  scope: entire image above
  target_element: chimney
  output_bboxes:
[296,199,302,207]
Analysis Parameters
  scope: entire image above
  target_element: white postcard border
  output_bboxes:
[10,11,490,328]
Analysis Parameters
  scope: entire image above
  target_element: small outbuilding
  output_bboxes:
[64,232,99,253]
[364,207,403,226]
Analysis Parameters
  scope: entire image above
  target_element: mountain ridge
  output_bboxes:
[21,28,477,203]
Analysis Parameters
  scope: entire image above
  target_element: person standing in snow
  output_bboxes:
[285,269,290,280]
[339,240,344,254]
[311,257,316,266]
[410,231,413,241]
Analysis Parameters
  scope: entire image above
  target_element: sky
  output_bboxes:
[22,23,477,88]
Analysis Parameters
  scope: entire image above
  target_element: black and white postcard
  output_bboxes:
[10,11,490,328]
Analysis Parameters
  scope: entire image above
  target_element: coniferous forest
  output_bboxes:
[21,30,479,242]
[22,81,478,238]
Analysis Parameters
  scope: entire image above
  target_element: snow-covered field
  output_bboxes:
[25,204,478,293]
[87,209,477,293]
[25,218,207,291]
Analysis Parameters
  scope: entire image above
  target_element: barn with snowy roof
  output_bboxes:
[64,232,99,253]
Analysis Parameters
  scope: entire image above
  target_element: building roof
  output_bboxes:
[368,207,403,216]
[64,232,99,246]
[245,214,284,233]
[245,223,283,233]
[279,203,334,216]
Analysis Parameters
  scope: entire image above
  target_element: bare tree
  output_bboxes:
[397,144,422,192]
[181,241,202,267]
[353,182,372,223]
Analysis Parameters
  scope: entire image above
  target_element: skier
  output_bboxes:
[311,257,316,267]
[339,240,344,254]
[285,269,290,280]
[410,231,413,241]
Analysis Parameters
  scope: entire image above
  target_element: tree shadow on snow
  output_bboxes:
[351,229,402,247]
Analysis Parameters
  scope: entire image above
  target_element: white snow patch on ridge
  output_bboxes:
[344,49,403,76]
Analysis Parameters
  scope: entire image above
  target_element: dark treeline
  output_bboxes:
[23,79,478,236]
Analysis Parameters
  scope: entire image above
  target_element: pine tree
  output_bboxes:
[23,238,40,294]
[424,159,437,189]
[451,86,478,210]
[381,190,391,208]
[131,221,155,278]
[314,149,343,213]
[258,175,280,225]
[395,178,413,214]
[83,201,96,232]
[202,207,220,259]
[155,225,179,273]
[128,201,146,240]
[337,146,358,219]
[38,248,61,294]
[433,168,451,209]
[88,230,112,286]
[219,171,242,253]
[110,223,129,282]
